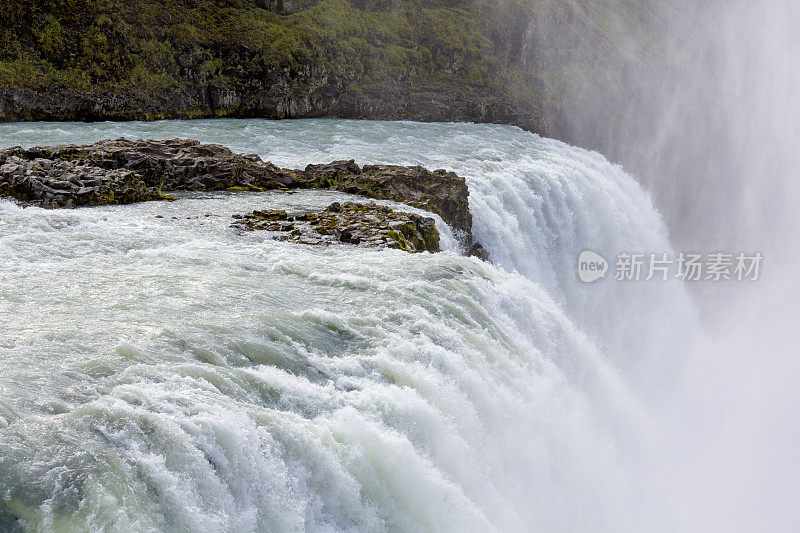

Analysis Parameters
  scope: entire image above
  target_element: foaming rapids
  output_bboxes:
[0,118,759,532]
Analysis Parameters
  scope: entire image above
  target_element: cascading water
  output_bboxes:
[0,119,698,532]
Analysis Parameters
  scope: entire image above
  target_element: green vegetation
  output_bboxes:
[0,0,666,129]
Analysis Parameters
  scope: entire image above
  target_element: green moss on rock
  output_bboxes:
[232,201,441,253]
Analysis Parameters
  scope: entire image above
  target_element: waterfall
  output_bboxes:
[1,110,795,531]
[0,119,692,532]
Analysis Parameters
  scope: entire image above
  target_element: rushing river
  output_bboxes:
[1,119,701,531]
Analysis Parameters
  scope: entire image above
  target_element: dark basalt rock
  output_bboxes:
[233,201,441,253]
[303,161,472,237]
[0,138,486,258]
[2,138,293,192]
[0,78,546,136]
[468,241,490,261]
[0,154,171,208]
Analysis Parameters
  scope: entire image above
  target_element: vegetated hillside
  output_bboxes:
[0,0,670,141]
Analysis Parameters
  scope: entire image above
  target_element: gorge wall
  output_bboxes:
[0,0,668,144]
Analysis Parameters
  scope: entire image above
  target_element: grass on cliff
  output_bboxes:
[1,0,506,89]
[0,0,665,122]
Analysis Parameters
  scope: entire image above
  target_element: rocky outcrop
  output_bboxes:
[302,160,472,236]
[0,138,486,257]
[1,139,293,192]
[0,154,171,208]
[233,201,441,253]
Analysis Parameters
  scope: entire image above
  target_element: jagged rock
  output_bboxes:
[303,160,472,237]
[232,201,441,253]
[0,154,170,208]
[468,241,490,261]
[0,138,486,258]
[3,138,292,192]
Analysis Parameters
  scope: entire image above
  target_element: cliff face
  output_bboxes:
[0,67,545,132]
[0,0,667,143]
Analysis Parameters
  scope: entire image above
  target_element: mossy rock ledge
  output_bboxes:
[233,201,441,253]
[0,138,487,258]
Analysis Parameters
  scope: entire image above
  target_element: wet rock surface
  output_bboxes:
[0,138,293,196]
[232,201,441,253]
[303,161,472,237]
[0,138,486,257]
[0,154,171,208]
